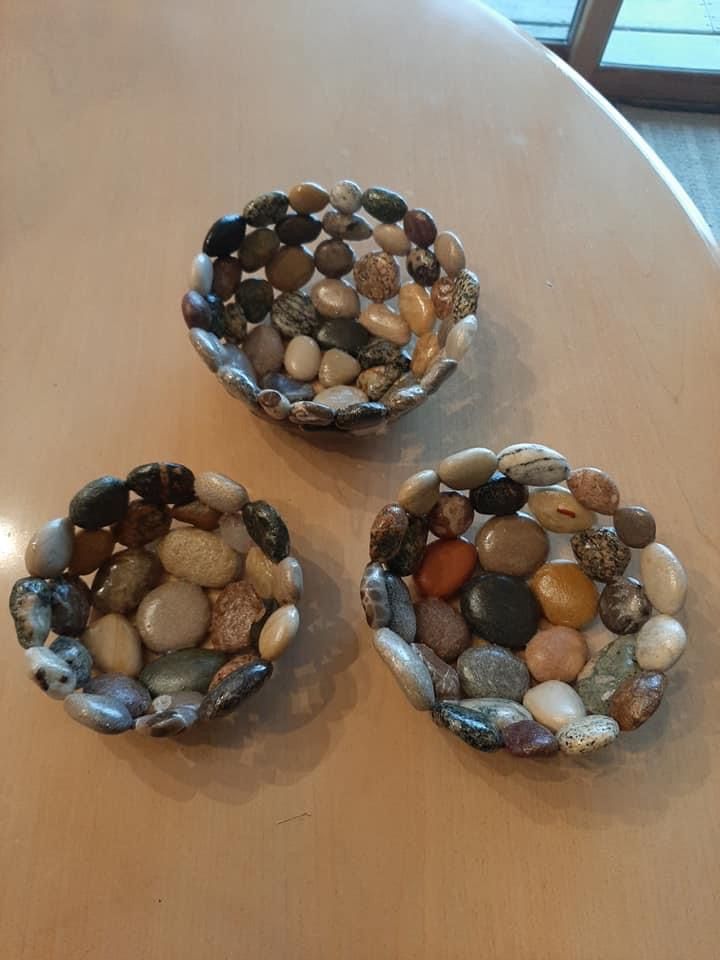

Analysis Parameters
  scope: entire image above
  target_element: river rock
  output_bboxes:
[82,613,143,676]
[262,371,314,403]
[26,647,77,699]
[640,542,688,615]
[407,247,440,286]
[557,715,620,755]
[374,223,411,255]
[50,576,91,635]
[369,504,409,562]
[276,214,322,246]
[69,476,129,529]
[431,276,455,320]
[445,314,477,361]
[387,515,428,577]
[523,681,586,732]
[64,692,134,734]
[359,304,411,345]
[271,291,319,340]
[457,646,529,701]
[49,636,93,686]
[139,648,227,696]
[428,493,473,540]
[373,627,435,710]
[610,670,666,731]
[385,574,416,643]
[242,500,289,563]
[571,527,631,582]
[567,467,620,514]
[598,577,652,634]
[284,335,322,381]
[24,517,74,578]
[470,471,528,516]
[530,561,598,629]
[203,213,247,255]
[525,625,588,682]
[460,697,533,730]
[272,556,303,605]
[152,690,205,711]
[198,660,273,720]
[92,548,162,613]
[361,186,407,223]
[397,469,440,516]
[498,443,569,486]
[414,538,477,599]
[194,472,248,515]
[9,577,52,647]
[318,348,361,387]
[576,635,639,714]
[238,227,280,272]
[475,513,549,577]
[438,448,497,491]
[245,545,274,599]
[171,499,221,531]
[635,615,687,671]
[288,400,336,427]
[434,231,466,276]
[68,529,115,575]
[243,190,288,226]
[322,211,373,241]
[451,268,480,321]
[414,595,470,661]
[314,238,355,278]
[113,500,170,548]
[502,719,559,757]
[136,581,211,653]
[190,251,213,294]
[212,256,242,300]
[236,278,274,324]
[360,562,391,628]
[157,529,237,588]
[403,208,437,248]
[460,574,541,649]
[244,324,285,378]
[84,674,152,717]
[398,283,435,336]
[209,581,266,652]
[329,179,363,213]
[126,462,195,505]
[311,278,361,320]
[413,644,461,699]
[135,705,199,737]
[432,701,502,751]
[258,604,299,660]
[613,505,656,548]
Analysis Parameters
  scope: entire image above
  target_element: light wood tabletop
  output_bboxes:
[1,2,719,958]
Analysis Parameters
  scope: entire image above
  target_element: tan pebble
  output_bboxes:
[82,613,143,676]
[171,499,220,531]
[528,485,597,533]
[265,245,315,292]
[310,278,360,319]
[431,276,455,320]
[525,625,589,682]
[398,282,435,336]
[288,181,329,214]
[209,581,266,652]
[69,528,115,576]
[259,604,300,660]
[567,467,620,514]
[245,545,275,599]
[136,581,211,653]
[530,561,599,629]
[25,517,74,578]
[157,529,238,588]
[610,670,666,731]
[475,513,549,577]
[438,447,497,490]
[353,251,401,301]
[374,223,411,256]
[434,231,466,276]
[397,469,440,516]
[319,348,361,387]
[313,384,368,410]
[284,335,322,381]
[358,304,411,346]
[195,471,248,514]
[411,332,440,378]
[209,652,261,690]
[243,324,285,378]
[272,556,303,605]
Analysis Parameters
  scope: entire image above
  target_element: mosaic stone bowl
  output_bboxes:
[183,179,480,436]
[360,442,688,758]
[9,462,303,738]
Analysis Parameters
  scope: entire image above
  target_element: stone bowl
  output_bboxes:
[10,462,303,738]
[360,442,688,758]
[183,180,480,436]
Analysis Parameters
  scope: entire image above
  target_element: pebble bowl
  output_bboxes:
[9,462,303,738]
[360,443,688,758]
[183,180,480,435]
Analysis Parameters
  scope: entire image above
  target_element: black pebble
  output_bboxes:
[386,515,428,577]
[198,660,273,721]
[432,701,502,751]
[316,318,371,356]
[335,402,388,432]
[470,471,528,516]
[50,576,91,636]
[460,574,540,649]
[69,476,129,530]
[242,500,290,563]
[275,215,322,246]
[203,214,247,257]
[126,462,195,505]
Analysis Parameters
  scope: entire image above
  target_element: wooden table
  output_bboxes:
[1,2,719,957]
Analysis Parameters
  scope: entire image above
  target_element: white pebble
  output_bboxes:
[314,385,368,410]
[195,471,248,514]
[557,715,619,755]
[444,315,478,361]
[523,680,586,732]
[218,513,253,553]
[640,542,687,614]
[259,604,300,660]
[190,252,213,295]
[284,335,321,381]
[329,179,362,214]
[26,647,77,699]
[497,443,570,486]
[635,614,687,671]
[373,627,435,710]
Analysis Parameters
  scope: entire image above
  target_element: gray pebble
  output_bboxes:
[49,636,93,686]
[271,291,320,338]
[456,646,530,702]
[9,577,52,648]
[84,674,152,718]
[135,705,199,737]
[261,371,315,402]
[64,692,134,734]
[360,562,391,629]
[420,357,457,396]
[385,572,416,643]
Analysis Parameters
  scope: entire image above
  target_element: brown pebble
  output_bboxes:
[410,332,440,378]
[314,238,355,278]
[502,719,559,757]
[406,248,440,287]
[475,514,549,577]
[353,252,401,301]
[68,529,115,576]
[288,181,329,215]
[428,492,474,539]
[525,625,589,683]
[265,245,315,292]
[613,505,656,548]
[415,597,471,662]
[369,503,409,562]
[212,257,242,301]
[413,643,461,698]
[209,651,261,690]
[567,467,620,515]
[113,500,171,548]
[238,228,280,272]
[209,581,266,653]
[431,276,455,319]
[171,500,221,531]
[571,527,631,582]
[610,670,666,731]
[403,209,437,248]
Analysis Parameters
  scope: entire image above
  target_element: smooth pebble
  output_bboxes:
[26,647,76,699]
[82,613,143,677]
[25,517,74,578]
[190,252,213,295]
[438,447,497,491]
[157,529,237,589]
[285,335,322,381]
[397,469,440,516]
[498,443,569,486]
[258,604,299,660]
[456,645,530,701]
[432,701,502,751]
[460,697,533,730]
[195,472,248,515]
[523,681,586,732]
[136,581,210,653]
[64,692,134,734]
[373,627,435,710]
[567,467,620,515]
[434,231,466,276]
[272,556,303,605]
[635,614,687,671]
[640,542,687,614]
[445,314,477,361]
[557,715,620,755]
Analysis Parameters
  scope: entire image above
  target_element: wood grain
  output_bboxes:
[1,2,719,958]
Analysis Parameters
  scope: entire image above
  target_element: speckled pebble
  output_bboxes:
[322,211,372,241]
[194,472,248,515]
[113,500,170,549]
[457,646,530,701]
[557,715,619,755]
[242,500,290,563]
[576,635,639,715]
[157,530,237,589]
[567,467,620,515]
[373,627,435,710]
[414,644,461,699]
[243,190,288,226]
[431,276,455,320]
[209,580,265,653]
[49,636,93,686]
[353,252,401,302]
[369,503,409,562]
[26,647,77,699]
[460,697,533,730]
[386,515,428,577]
[236,277,274,324]
[451,268,480,321]
[84,674,152,718]
[502,719,559,757]
[428,492,474,539]
[9,577,52,648]
[360,562,391,628]
[407,248,440,286]
[329,179,363,214]
[598,577,652,634]
[610,670,666,731]
[432,701,502,751]
[571,527,631,582]
[362,186,407,223]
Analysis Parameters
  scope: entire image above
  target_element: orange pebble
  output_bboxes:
[414,538,477,599]
[529,560,598,629]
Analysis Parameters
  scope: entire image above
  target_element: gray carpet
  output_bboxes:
[620,105,720,237]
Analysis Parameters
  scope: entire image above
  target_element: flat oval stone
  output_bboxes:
[288,181,329,214]
[26,647,77,699]
[571,527,631,582]
[271,291,318,338]
[386,515,428,576]
[428,492,474,539]
[369,503,409,562]
[567,467,620,514]
[171,499,221,531]
[528,485,597,534]
[460,574,541,649]
[242,500,289,563]
[414,644,461,699]
[190,252,213,295]
[451,268,480,321]
[136,581,210,653]
[189,327,228,372]
[434,231,466,276]
[84,674,151,717]
[9,577,52,647]
[398,283,435,336]
[238,227,280,272]
[207,655,259,691]
[284,335,322,381]
[359,304,411,345]
[194,472,248,515]
[530,561,598,629]
[64,692,134,734]
[319,348,361,387]
[614,505,656,548]
[431,276,455,319]
[212,256,242,301]
[156,530,237,589]
[353,252,401,302]
[525,625,588,682]
[245,545,274,599]
[557,715,619,755]
[25,517,73,578]
[315,319,371,358]
[470,471,528,516]
[432,701,502,751]
[523,680,586,732]
[357,364,404,401]
[456,646,529,701]
[262,370,315,402]
[139,648,227,696]
[636,614,687,671]
[68,529,115,576]
[258,604,299,660]
[415,597,470,661]
[335,401,388,433]
[126,462,194,506]
[445,315,478,361]
[82,613,143,676]
[373,627,434,710]
[243,191,288,227]
[362,186,407,223]
[311,386,368,412]
[69,476,129,530]
[311,278,360,319]
[385,574,416,643]
[610,670,666,731]
[203,213,246,256]
[113,500,170,549]
[403,208,437,248]
[265,245,314,292]
[397,469,440,516]
[182,290,213,331]
[275,214,322,246]
[244,324,285,378]
[236,277,274,323]
[360,561,391,628]
[438,447,497,491]
[411,332,440,378]
[598,576,651,634]
[384,383,427,419]
[208,581,265,653]
[198,660,273,720]
[272,556,303,605]
[92,548,162,613]
[503,719,559,757]
[475,513,549,577]
[576,635,639,714]
[407,248,440,286]
[314,238,355,278]
[374,223,411,256]
[50,575,91,635]
[322,211,372,241]
[498,443,570,486]
[49,636,93,686]
[460,697,533,730]
[329,179,363,214]
[640,542,687,614]
[414,538,477,599]
[288,400,336,427]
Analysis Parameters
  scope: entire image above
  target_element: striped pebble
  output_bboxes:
[557,715,619,755]
[498,443,570,486]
